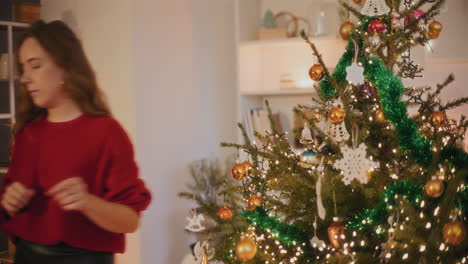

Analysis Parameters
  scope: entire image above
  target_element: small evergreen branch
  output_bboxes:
[401,0,444,17]
[435,74,455,95]
[403,0,445,30]
[300,31,343,96]
[442,97,468,111]
[237,122,252,147]
[425,74,455,106]
[265,100,279,136]
[339,1,363,20]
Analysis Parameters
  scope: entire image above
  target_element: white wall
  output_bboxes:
[131,1,236,263]
[41,0,237,264]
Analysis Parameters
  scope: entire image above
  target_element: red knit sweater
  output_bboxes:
[0,114,152,253]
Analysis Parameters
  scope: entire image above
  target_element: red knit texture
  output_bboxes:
[1,115,152,253]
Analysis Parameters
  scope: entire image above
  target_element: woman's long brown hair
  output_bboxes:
[13,20,111,136]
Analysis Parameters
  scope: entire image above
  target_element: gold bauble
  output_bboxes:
[328,221,346,248]
[425,179,445,198]
[217,206,233,221]
[232,163,247,180]
[429,21,443,34]
[309,64,325,82]
[359,169,373,184]
[339,21,355,40]
[235,238,257,261]
[247,195,262,211]
[428,30,440,40]
[375,109,387,123]
[429,111,447,128]
[327,106,346,124]
[366,169,373,182]
[242,161,253,175]
[311,111,323,123]
[443,221,465,245]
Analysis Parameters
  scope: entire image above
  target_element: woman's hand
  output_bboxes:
[47,177,90,211]
[1,182,35,217]
[47,177,140,233]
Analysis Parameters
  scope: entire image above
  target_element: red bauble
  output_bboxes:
[411,9,425,20]
[368,20,386,34]
[405,9,426,31]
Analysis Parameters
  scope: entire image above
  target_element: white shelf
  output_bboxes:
[234,0,343,146]
[0,21,29,28]
[0,114,12,119]
[239,36,343,48]
[0,168,7,174]
[240,88,316,96]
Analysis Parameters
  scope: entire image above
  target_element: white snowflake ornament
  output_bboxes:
[346,62,365,85]
[361,0,390,17]
[335,143,379,185]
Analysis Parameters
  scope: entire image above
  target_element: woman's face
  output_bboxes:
[19,37,67,109]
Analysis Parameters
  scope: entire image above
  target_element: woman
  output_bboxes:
[0,20,152,264]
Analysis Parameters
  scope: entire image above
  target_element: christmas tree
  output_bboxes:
[180,0,468,263]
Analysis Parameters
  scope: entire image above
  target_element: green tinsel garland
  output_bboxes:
[240,207,309,247]
[318,19,468,170]
[456,185,468,216]
[347,181,468,230]
[347,181,423,229]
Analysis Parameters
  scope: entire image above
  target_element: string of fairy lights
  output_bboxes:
[211,1,468,263]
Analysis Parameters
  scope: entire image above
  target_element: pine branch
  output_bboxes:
[301,31,334,86]
[265,100,279,136]
[442,97,468,111]
[178,192,196,200]
[392,0,402,11]
[426,74,455,105]
[339,1,363,20]
[238,122,252,146]
[435,74,455,96]
[391,0,445,59]
[401,0,445,17]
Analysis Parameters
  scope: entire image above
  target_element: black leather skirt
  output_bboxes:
[14,238,114,264]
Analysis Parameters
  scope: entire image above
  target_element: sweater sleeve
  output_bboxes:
[99,120,152,213]
[0,130,29,197]
[0,131,27,223]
